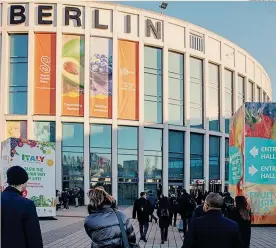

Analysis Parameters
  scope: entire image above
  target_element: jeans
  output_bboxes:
[139,221,149,239]
[160,227,168,241]
[170,212,177,226]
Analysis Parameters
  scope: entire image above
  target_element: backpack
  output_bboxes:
[160,208,170,217]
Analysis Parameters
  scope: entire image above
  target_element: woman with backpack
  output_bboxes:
[157,196,171,244]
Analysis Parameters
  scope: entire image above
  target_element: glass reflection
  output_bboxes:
[209,136,220,180]
[190,133,204,179]
[34,122,55,142]
[62,123,84,190]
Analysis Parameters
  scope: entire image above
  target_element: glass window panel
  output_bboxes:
[168,52,183,74]
[190,107,203,128]
[144,46,162,69]
[190,133,204,179]
[90,125,111,149]
[10,63,28,86]
[144,129,162,151]
[190,57,203,79]
[10,34,28,57]
[6,121,27,139]
[169,77,183,100]
[190,83,202,105]
[62,122,84,191]
[9,91,27,115]
[169,104,183,126]
[34,122,56,142]
[169,131,184,153]
[118,155,138,178]
[144,73,162,96]
[118,183,138,205]
[63,123,84,147]
[118,126,138,150]
[209,136,220,180]
[90,124,112,179]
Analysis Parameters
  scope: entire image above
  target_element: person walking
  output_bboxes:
[157,196,171,244]
[169,194,178,227]
[62,189,70,210]
[133,192,151,242]
[1,166,43,248]
[229,196,251,248]
[84,187,138,247]
[147,190,158,223]
[178,189,196,236]
[191,195,206,222]
[223,192,235,218]
[182,193,242,248]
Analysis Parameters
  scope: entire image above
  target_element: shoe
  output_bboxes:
[143,238,147,242]
[165,238,167,241]
[161,241,164,244]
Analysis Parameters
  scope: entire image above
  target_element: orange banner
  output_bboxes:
[118,40,139,120]
[62,35,85,116]
[89,37,112,118]
[34,33,56,115]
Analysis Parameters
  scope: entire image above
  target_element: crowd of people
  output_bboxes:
[56,187,85,210]
[1,166,251,248]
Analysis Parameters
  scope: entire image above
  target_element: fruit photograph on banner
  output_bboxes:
[229,107,245,198]
[89,37,112,118]
[118,40,139,120]
[34,33,56,115]
[6,121,27,139]
[62,35,84,116]
[244,102,276,224]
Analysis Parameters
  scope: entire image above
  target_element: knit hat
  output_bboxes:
[7,166,29,186]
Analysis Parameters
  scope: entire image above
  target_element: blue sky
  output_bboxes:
[118,1,276,100]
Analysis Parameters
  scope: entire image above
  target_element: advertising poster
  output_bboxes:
[6,121,27,139]
[229,106,245,198]
[1,138,56,217]
[89,37,113,118]
[118,40,139,120]
[34,33,56,115]
[62,35,84,116]
[244,103,276,224]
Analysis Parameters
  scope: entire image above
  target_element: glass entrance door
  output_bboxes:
[169,182,183,198]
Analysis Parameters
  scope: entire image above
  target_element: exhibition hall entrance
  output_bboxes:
[169,180,183,198]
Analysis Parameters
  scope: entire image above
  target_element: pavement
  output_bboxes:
[40,206,276,248]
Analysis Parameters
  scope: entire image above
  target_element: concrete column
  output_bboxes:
[204,132,209,191]
[112,10,118,202]
[221,135,226,191]
[83,5,91,205]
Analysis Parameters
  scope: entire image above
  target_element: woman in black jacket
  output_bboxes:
[84,187,137,248]
[229,196,251,248]
[157,196,171,244]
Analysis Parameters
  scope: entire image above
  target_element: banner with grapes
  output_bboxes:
[1,138,56,217]
[89,37,113,118]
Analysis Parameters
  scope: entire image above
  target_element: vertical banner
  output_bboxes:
[244,103,276,224]
[6,121,27,139]
[89,37,112,118]
[118,40,139,120]
[34,33,56,115]
[62,35,84,116]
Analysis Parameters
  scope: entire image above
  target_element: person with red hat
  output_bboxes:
[1,166,43,248]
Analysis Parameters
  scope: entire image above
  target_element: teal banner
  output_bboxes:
[245,137,276,184]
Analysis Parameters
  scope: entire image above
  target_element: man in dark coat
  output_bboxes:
[191,195,206,222]
[1,166,43,248]
[182,193,242,248]
[133,192,151,242]
[178,189,196,236]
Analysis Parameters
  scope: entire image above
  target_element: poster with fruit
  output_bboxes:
[229,106,245,199]
[244,102,276,224]
[1,138,56,217]
[89,37,112,118]
[62,35,84,116]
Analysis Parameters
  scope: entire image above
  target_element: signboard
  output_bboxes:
[229,102,276,224]
[1,138,56,217]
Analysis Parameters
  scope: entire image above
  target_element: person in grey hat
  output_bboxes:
[1,166,43,248]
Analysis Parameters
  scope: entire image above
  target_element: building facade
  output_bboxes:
[0,1,272,205]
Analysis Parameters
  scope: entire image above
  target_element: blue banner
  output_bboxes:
[245,137,276,184]
[229,146,243,185]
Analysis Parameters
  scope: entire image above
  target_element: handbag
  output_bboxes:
[113,209,140,248]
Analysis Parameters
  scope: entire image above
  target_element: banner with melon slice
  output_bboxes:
[62,35,85,116]
[1,138,56,217]
[230,102,276,224]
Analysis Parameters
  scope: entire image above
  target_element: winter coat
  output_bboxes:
[169,196,179,213]
[183,210,242,248]
[1,186,43,248]
[229,208,251,248]
[178,193,196,218]
[191,204,205,222]
[157,207,170,228]
[133,197,151,223]
[147,194,157,209]
[84,206,136,248]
